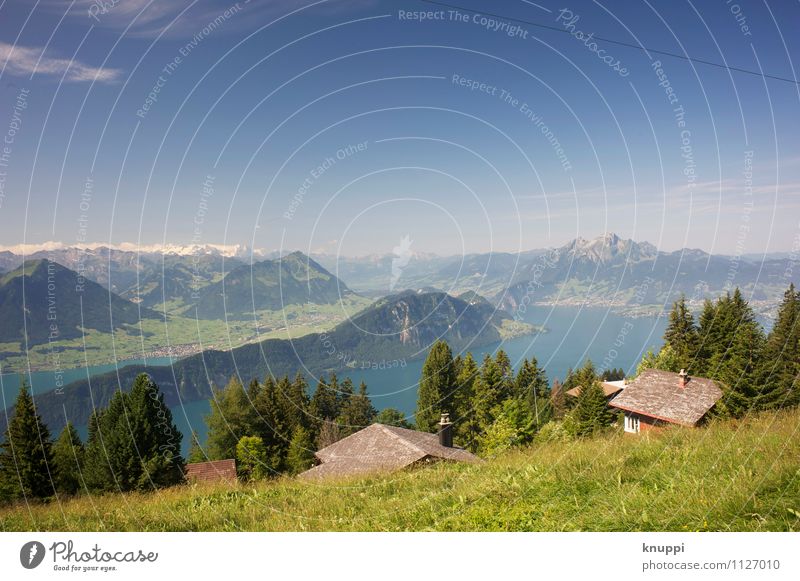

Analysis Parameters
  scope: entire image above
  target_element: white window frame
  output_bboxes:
[624,413,640,433]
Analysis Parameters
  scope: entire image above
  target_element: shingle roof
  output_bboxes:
[609,369,722,426]
[566,380,626,398]
[185,459,237,483]
[299,423,481,480]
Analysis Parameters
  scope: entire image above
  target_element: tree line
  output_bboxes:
[638,285,800,416]
[1,373,183,503]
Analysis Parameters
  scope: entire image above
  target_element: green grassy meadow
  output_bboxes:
[2,408,798,532]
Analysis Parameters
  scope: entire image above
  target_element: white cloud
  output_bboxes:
[0,41,122,83]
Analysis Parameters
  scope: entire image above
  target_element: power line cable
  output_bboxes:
[419,0,800,85]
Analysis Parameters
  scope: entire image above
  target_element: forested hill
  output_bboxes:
[4,291,527,433]
[191,251,354,319]
[0,259,158,346]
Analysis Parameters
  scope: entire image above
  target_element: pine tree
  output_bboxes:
[286,426,314,475]
[83,389,134,491]
[514,357,550,426]
[52,422,85,495]
[571,377,613,437]
[205,375,257,461]
[472,353,507,429]
[415,340,456,432]
[663,295,700,370]
[338,381,376,436]
[756,284,800,410]
[375,408,412,428]
[309,375,339,444]
[127,373,184,489]
[186,430,206,464]
[453,352,480,449]
[235,436,270,481]
[253,376,284,452]
[695,299,718,374]
[84,374,184,491]
[702,291,766,416]
[0,382,55,499]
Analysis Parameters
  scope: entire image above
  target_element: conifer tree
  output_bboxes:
[695,299,718,374]
[309,375,339,442]
[472,353,507,429]
[756,284,800,410]
[83,389,135,491]
[338,381,376,436]
[84,374,184,491]
[235,436,270,481]
[514,357,550,425]
[415,340,456,432]
[571,376,613,437]
[663,295,700,371]
[0,382,54,499]
[286,426,314,475]
[374,408,412,428]
[453,352,480,449]
[52,422,85,495]
[127,373,184,489]
[701,291,765,416]
[205,375,257,461]
[186,430,206,464]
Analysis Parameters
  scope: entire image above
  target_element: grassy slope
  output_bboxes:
[2,409,798,532]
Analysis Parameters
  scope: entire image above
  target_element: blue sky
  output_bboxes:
[0,0,798,257]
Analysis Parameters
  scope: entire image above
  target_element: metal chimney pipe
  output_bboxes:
[437,413,453,447]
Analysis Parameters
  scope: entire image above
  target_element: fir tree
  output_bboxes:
[235,436,270,481]
[375,408,412,428]
[309,375,339,444]
[338,381,376,436]
[0,382,54,499]
[286,426,314,475]
[127,373,184,489]
[695,299,718,374]
[514,357,550,426]
[453,352,480,449]
[205,375,257,461]
[52,422,85,496]
[570,377,613,437]
[186,430,206,464]
[756,284,800,410]
[663,295,700,370]
[415,340,456,432]
[472,353,508,429]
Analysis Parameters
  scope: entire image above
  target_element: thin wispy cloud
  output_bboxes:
[0,41,122,83]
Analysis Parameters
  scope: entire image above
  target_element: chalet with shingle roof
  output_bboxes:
[299,416,481,480]
[185,459,237,483]
[609,369,722,433]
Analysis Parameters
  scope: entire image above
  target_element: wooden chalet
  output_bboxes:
[299,414,481,480]
[609,369,722,433]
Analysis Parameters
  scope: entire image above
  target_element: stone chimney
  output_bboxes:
[437,413,453,448]
[678,369,689,388]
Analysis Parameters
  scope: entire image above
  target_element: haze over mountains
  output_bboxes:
[0,234,794,316]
